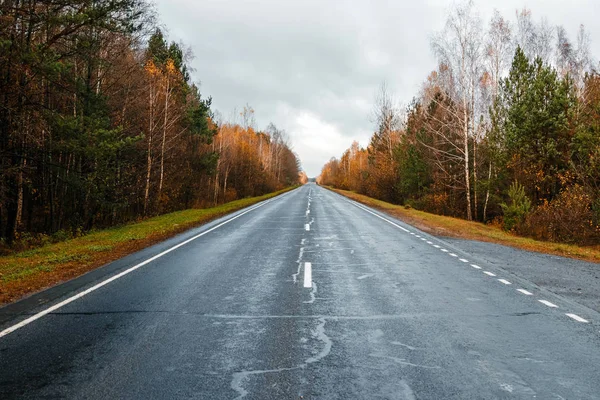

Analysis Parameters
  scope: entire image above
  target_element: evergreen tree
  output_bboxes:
[500,46,576,200]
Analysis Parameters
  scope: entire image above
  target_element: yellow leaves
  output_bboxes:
[145,58,182,81]
[165,59,177,75]
[144,60,160,77]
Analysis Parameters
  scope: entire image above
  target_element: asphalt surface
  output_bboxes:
[1,183,600,399]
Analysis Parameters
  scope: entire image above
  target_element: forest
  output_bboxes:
[319,2,600,245]
[0,1,302,247]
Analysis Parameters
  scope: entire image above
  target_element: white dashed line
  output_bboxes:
[538,300,559,308]
[303,262,312,288]
[339,192,592,324]
[566,313,589,323]
[305,224,310,231]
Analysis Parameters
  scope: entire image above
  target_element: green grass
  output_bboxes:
[0,187,294,304]
[328,187,600,263]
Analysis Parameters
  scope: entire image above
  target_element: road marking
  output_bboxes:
[304,262,312,288]
[421,238,427,241]
[305,224,310,231]
[471,264,482,269]
[426,241,433,244]
[0,190,294,339]
[410,233,415,235]
[459,258,469,263]
[357,274,373,280]
[440,249,448,252]
[416,235,421,238]
[483,271,496,277]
[433,245,441,248]
[449,253,458,257]
[538,300,559,308]
[517,289,533,295]
[566,313,589,323]
[498,279,512,285]
[348,201,410,232]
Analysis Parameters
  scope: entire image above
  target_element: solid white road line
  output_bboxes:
[498,279,512,285]
[471,264,482,269]
[517,289,533,295]
[304,262,312,288]
[566,313,589,323]
[483,271,496,277]
[348,201,410,233]
[0,190,294,339]
[539,300,559,308]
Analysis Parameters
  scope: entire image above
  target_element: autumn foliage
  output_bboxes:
[320,3,600,245]
[0,2,300,248]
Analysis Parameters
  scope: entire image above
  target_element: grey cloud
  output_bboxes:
[156,0,600,176]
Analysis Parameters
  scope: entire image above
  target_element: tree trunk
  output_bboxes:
[483,162,492,221]
[463,104,472,221]
[473,136,478,221]
[15,159,25,230]
[144,84,155,215]
[158,74,169,205]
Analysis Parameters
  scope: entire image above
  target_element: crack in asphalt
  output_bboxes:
[230,317,332,399]
[292,238,307,284]
[303,281,317,304]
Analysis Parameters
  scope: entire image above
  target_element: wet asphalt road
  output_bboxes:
[1,183,600,399]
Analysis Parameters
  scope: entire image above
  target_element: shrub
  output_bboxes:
[522,185,599,244]
[500,181,531,231]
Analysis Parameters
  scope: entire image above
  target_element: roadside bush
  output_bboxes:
[521,185,599,244]
[500,181,531,231]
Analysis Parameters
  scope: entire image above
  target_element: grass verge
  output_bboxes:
[0,188,294,305]
[327,187,600,264]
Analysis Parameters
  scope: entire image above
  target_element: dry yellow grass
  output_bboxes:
[328,187,600,263]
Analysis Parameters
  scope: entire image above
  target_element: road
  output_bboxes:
[1,183,600,399]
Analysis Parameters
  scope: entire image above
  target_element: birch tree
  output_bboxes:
[431,0,483,220]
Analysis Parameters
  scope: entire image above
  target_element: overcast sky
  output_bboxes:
[155,0,600,177]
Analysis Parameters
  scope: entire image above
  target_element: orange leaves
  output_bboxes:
[144,59,161,77]
[165,59,177,75]
[213,120,300,201]
[145,58,182,81]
